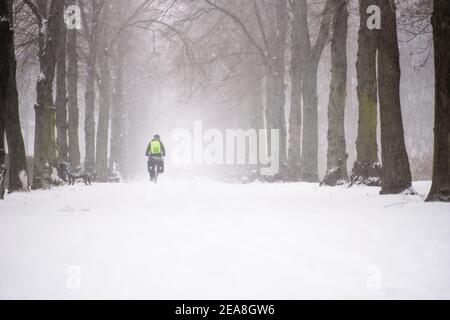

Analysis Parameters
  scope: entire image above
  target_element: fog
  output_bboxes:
[11,0,434,181]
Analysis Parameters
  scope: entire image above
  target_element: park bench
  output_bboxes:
[57,162,96,186]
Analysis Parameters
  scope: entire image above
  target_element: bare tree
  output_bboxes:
[80,0,105,170]
[322,0,349,186]
[378,0,412,194]
[427,0,450,202]
[0,120,4,199]
[351,0,381,187]
[287,0,304,181]
[67,0,81,167]
[294,0,333,182]
[0,2,9,195]
[203,0,289,178]
[265,0,288,172]
[55,1,68,163]
[1,0,29,192]
[24,0,65,188]
[95,3,113,182]
[110,31,127,178]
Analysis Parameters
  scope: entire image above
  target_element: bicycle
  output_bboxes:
[147,156,164,184]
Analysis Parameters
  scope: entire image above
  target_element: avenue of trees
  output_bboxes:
[0,0,448,201]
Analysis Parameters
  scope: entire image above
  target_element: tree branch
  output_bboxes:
[203,0,269,66]
[311,0,333,64]
[253,0,270,55]
[23,0,42,27]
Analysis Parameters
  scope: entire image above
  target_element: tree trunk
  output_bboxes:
[0,115,4,168]
[1,0,28,192]
[265,0,288,178]
[67,0,81,168]
[351,0,381,186]
[275,0,288,169]
[0,1,9,174]
[287,0,304,181]
[33,0,65,189]
[5,41,29,192]
[110,34,125,177]
[55,11,68,163]
[96,25,112,182]
[299,0,332,183]
[84,1,102,170]
[427,0,450,202]
[251,73,265,179]
[0,114,4,199]
[323,0,349,186]
[301,64,320,182]
[378,0,412,194]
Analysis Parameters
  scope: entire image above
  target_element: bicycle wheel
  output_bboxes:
[154,166,158,184]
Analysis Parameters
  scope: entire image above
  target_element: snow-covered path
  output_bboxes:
[0,179,449,299]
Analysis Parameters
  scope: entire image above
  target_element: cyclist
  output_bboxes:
[145,134,166,181]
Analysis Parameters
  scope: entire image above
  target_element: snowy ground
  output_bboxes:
[0,178,449,299]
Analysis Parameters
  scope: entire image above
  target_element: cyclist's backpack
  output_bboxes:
[150,140,161,155]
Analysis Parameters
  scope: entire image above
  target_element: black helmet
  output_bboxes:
[154,134,161,139]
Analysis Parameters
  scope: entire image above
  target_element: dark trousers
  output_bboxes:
[147,156,164,178]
